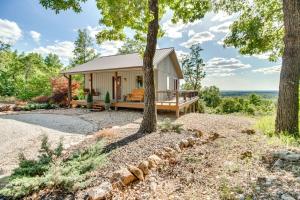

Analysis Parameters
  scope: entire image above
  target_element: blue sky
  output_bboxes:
[0,0,281,90]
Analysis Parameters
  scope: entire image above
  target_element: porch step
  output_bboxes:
[91,104,104,111]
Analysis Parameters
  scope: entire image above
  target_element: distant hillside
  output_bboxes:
[221,90,278,99]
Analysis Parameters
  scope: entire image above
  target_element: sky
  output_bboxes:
[0,0,281,91]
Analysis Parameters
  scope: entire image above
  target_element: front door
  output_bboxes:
[112,76,122,100]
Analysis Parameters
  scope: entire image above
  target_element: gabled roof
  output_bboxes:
[63,47,183,78]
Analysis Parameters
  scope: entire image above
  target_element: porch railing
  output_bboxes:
[156,90,199,106]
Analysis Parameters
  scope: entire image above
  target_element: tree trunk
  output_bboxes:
[138,0,159,133]
[275,0,300,135]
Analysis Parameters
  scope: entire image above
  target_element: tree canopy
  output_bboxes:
[215,0,283,61]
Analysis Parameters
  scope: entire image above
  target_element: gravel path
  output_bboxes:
[0,113,98,177]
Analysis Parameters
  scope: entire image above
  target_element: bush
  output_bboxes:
[200,86,221,108]
[104,91,110,104]
[32,96,50,104]
[197,99,205,113]
[50,77,80,106]
[87,92,93,103]
[218,98,239,114]
[0,137,106,199]
[21,103,56,111]
[158,118,184,133]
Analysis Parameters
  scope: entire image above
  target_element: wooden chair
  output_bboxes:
[127,88,144,102]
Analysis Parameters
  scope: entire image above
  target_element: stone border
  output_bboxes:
[87,131,220,200]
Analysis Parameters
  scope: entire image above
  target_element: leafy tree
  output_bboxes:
[0,41,10,52]
[72,29,96,65]
[44,53,63,74]
[215,0,299,134]
[118,38,145,54]
[201,86,221,108]
[39,0,211,133]
[182,44,206,91]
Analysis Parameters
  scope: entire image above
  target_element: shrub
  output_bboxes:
[32,96,50,104]
[158,118,184,133]
[200,86,221,108]
[249,93,261,106]
[219,98,238,114]
[104,91,110,104]
[0,137,106,199]
[197,99,205,113]
[87,92,93,103]
[50,77,80,106]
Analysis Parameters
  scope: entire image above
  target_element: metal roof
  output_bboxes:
[63,47,183,78]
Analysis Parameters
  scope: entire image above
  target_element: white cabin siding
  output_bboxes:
[157,55,179,91]
[84,70,143,101]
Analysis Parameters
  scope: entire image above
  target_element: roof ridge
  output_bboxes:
[94,47,175,59]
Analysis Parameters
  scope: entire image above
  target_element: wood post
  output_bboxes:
[114,71,118,102]
[176,90,179,118]
[68,75,72,108]
[89,73,93,94]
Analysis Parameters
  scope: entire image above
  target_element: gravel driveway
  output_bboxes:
[0,113,98,177]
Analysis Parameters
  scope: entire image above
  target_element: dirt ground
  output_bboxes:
[75,113,300,200]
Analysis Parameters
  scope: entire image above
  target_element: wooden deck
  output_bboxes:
[71,96,199,118]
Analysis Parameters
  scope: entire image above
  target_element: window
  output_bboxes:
[136,76,143,88]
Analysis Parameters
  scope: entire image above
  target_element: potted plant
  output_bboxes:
[104,91,111,110]
[86,92,93,109]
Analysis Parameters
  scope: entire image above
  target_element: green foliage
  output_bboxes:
[72,29,97,66]
[0,136,106,199]
[256,115,300,146]
[181,44,206,91]
[0,43,63,100]
[118,38,145,54]
[86,92,93,103]
[21,103,56,111]
[200,86,221,108]
[158,118,183,133]
[197,99,205,113]
[104,91,110,104]
[215,0,283,61]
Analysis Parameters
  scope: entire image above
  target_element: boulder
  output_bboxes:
[273,159,284,168]
[138,161,150,175]
[163,147,176,157]
[179,139,189,149]
[274,151,300,162]
[127,165,144,181]
[110,168,137,186]
[281,193,296,200]
[88,182,112,200]
[187,137,197,146]
[148,154,163,168]
[172,144,182,153]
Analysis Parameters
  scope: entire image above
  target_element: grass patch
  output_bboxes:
[158,118,183,133]
[255,115,300,146]
[0,136,106,199]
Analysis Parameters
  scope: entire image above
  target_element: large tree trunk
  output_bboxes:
[138,0,159,133]
[275,0,300,135]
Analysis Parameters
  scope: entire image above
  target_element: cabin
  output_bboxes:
[63,47,199,117]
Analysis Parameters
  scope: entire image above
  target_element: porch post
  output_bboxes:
[114,71,118,102]
[68,75,72,108]
[89,73,93,93]
[176,90,179,118]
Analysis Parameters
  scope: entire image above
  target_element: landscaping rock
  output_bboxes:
[179,139,189,149]
[148,155,163,168]
[127,165,144,181]
[172,144,182,153]
[273,159,284,168]
[111,168,137,185]
[88,182,112,200]
[187,137,197,146]
[138,161,150,175]
[281,193,296,200]
[241,129,255,135]
[163,147,176,157]
[274,151,300,162]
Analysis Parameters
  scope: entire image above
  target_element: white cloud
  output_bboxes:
[205,57,251,77]
[32,41,74,63]
[30,31,41,43]
[252,52,272,60]
[0,18,22,44]
[188,30,195,37]
[175,50,189,61]
[99,40,124,56]
[162,19,201,39]
[209,21,232,33]
[86,25,104,39]
[181,31,215,48]
[211,11,234,22]
[252,65,281,74]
